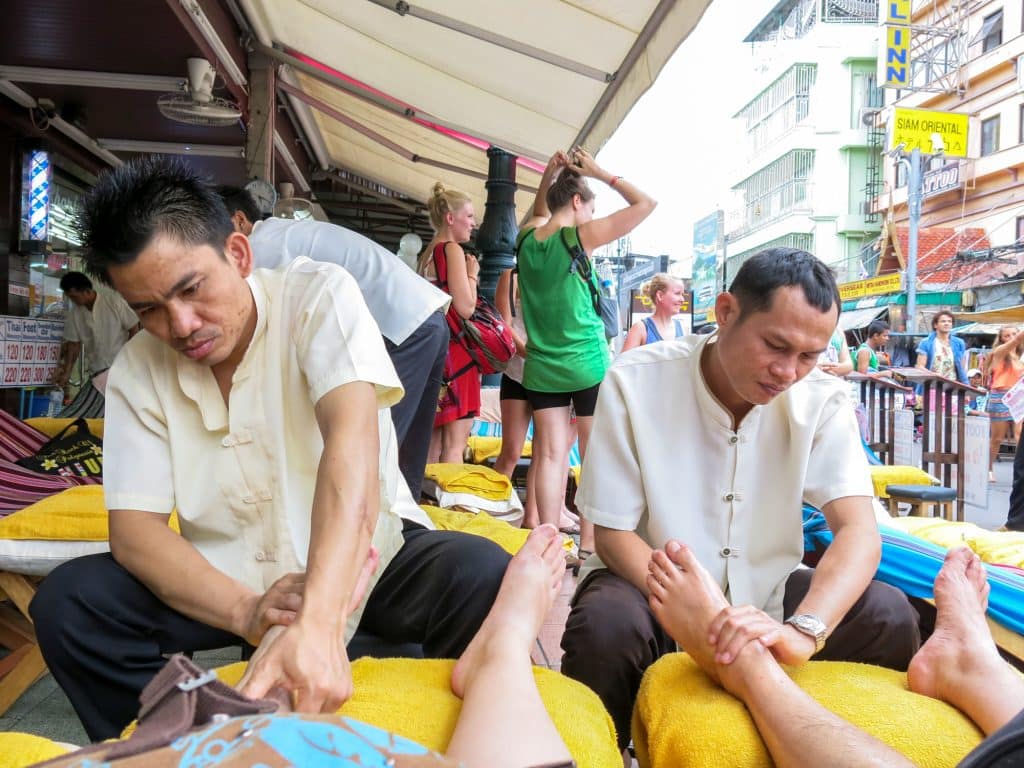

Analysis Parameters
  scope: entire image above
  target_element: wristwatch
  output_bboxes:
[784,613,828,654]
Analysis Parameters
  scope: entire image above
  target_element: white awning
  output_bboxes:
[838,306,886,332]
[240,0,713,218]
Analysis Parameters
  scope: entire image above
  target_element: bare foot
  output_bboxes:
[647,540,731,682]
[907,547,998,703]
[450,525,564,698]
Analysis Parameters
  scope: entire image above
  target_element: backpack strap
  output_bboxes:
[509,227,535,318]
[559,226,602,316]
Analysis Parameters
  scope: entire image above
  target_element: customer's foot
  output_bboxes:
[647,541,731,684]
[907,547,997,704]
[450,525,564,698]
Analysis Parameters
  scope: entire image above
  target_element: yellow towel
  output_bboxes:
[424,463,512,500]
[0,487,179,541]
[210,658,622,768]
[25,417,105,439]
[885,517,985,550]
[0,732,72,768]
[465,436,532,464]
[965,530,1024,569]
[869,464,938,498]
[421,504,572,555]
[633,654,982,768]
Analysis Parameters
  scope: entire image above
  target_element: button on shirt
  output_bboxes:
[250,218,450,345]
[577,334,873,621]
[103,258,423,641]
[63,287,139,376]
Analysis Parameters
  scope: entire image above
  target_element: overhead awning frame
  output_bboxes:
[838,306,887,332]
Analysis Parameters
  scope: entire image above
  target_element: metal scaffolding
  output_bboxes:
[900,0,979,95]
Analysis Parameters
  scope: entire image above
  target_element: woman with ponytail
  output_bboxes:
[516,147,655,559]
[418,182,481,464]
[621,273,686,352]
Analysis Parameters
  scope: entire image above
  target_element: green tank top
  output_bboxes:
[857,343,878,372]
[517,227,609,392]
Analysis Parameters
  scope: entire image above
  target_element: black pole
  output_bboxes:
[475,146,518,301]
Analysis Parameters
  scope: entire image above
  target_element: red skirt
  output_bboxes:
[435,341,481,427]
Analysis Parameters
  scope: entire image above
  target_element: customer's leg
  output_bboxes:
[440,417,474,464]
[356,526,511,658]
[574,412,595,553]
[386,314,449,501]
[990,419,1009,475]
[561,570,675,750]
[530,404,572,530]
[30,553,239,741]
[908,547,1024,736]
[446,525,572,768]
[783,568,920,670]
[494,381,530,478]
[648,542,914,768]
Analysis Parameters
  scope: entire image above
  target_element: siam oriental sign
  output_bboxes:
[882,0,911,87]
[890,107,969,157]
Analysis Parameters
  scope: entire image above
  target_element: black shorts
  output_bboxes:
[499,374,529,401]
[525,382,601,417]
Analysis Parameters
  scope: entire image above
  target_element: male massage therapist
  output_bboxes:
[30,156,510,742]
[561,247,921,750]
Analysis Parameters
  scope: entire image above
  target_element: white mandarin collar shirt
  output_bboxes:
[104,258,428,641]
[249,218,450,345]
[577,333,873,620]
[63,287,139,375]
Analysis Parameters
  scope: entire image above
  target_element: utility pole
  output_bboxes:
[906,147,922,334]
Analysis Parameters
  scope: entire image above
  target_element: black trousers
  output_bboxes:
[385,312,449,502]
[560,567,921,750]
[1008,437,1024,531]
[30,523,510,742]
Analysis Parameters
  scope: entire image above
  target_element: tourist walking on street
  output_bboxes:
[621,273,686,352]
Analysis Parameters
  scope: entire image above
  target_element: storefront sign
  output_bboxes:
[838,273,903,301]
[892,408,915,467]
[890,107,969,157]
[922,161,962,199]
[882,0,912,87]
[691,211,723,323]
[963,415,989,509]
[0,315,63,388]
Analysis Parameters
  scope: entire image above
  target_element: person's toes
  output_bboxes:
[651,550,681,587]
[666,539,699,572]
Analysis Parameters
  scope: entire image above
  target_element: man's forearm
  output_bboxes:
[795,524,880,632]
[110,511,257,636]
[594,527,654,595]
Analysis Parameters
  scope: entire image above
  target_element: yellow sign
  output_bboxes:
[839,273,903,301]
[882,0,911,87]
[891,107,969,157]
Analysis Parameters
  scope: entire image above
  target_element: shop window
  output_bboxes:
[981,116,1000,156]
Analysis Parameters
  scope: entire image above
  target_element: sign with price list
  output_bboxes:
[0,315,64,388]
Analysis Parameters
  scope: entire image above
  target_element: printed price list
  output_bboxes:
[0,316,64,388]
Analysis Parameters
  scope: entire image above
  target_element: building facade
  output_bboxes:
[724,0,883,284]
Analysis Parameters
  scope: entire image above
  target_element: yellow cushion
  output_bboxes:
[870,465,938,498]
[465,436,532,464]
[0,487,180,542]
[0,732,72,768]
[25,417,104,439]
[633,654,982,768]
[422,504,571,555]
[885,517,986,550]
[965,530,1024,569]
[208,658,622,768]
[424,463,512,501]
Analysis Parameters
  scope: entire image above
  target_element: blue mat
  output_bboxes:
[803,505,1024,636]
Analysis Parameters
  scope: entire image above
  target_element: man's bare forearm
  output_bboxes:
[109,510,257,636]
[594,526,654,595]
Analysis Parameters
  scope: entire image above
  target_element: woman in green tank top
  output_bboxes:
[516,147,656,557]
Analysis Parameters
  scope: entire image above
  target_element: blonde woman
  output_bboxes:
[621,273,686,352]
[983,325,1024,481]
[418,182,480,464]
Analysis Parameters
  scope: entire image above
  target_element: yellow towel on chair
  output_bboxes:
[424,463,512,500]
[633,654,982,768]
[870,465,939,498]
[422,504,572,555]
[209,658,622,768]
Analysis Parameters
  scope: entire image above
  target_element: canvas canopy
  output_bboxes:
[955,305,1024,324]
[239,0,712,219]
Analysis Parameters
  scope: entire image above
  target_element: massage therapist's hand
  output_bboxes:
[708,605,816,666]
[237,572,305,647]
[237,547,380,713]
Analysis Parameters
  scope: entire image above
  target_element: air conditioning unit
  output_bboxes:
[1017,55,1024,92]
[859,107,881,127]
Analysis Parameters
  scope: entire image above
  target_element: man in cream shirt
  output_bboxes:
[560,248,921,750]
[30,157,510,742]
